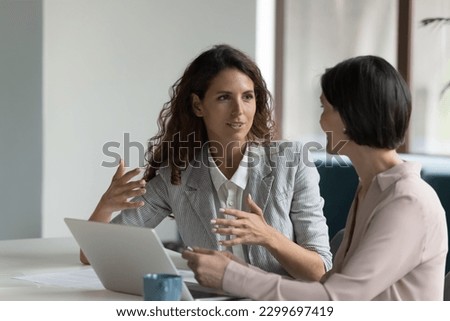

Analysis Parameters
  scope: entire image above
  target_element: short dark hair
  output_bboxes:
[321,55,411,149]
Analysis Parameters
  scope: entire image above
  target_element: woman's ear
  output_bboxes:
[192,94,203,117]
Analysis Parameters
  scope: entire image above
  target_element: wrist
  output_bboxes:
[261,225,281,249]
[90,203,113,222]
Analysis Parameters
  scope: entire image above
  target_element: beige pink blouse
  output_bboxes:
[223,162,448,300]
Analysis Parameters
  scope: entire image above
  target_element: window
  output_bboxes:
[410,0,450,155]
[278,0,450,156]
[280,0,397,149]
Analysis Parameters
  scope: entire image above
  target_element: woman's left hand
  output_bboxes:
[182,248,231,289]
[212,194,276,247]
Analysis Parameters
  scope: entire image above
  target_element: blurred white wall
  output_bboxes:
[0,0,277,241]
[42,0,259,240]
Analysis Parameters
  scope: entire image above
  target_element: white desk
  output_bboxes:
[0,237,140,300]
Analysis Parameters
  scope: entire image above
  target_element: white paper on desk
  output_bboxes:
[13,250,193,289]
[13,268,104,290]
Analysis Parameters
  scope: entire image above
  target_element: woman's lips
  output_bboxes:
[227,122,244,129]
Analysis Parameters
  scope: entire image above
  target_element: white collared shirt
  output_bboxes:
[208,149,249,261]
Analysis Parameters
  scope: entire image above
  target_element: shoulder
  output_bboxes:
[390,162,440,203]
[394,174,444,214]
[146,164,173,188]
[377,163,445,225]
[149,155,209,189]
[248,141,320,182]
[255,140,304,153]
[249,140,307,163]
[373,165,447,256]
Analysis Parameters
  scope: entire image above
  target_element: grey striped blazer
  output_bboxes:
[112,141,332,275]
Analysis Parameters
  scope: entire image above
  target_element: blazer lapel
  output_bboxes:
[246,145,274,212]
[245,145,274,267]
[184,146,219,246]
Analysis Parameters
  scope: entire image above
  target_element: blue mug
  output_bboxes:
[143,274,182,301]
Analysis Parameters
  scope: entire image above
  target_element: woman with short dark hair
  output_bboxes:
[184,55,448,300]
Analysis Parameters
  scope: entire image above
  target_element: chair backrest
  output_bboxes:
[330,228,345,261]
[313,153,358,239]
[444,272,450,301]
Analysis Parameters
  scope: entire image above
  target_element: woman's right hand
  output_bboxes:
[90,159,146,223]
[82,160,147,264]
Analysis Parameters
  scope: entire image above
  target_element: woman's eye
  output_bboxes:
[218,95,229,101]
[243,94,254,101]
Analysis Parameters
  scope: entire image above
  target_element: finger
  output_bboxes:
[246,194,263,216]
[211,218,242,227]
[113,187,146,200]
[213,227,244,237]
[112,159,125,180]
[182,248,214,264]
[220,251,236,259]
[119,167,143,183]
[112,181,146,197]
[181,250,196,260]
[121,200,145,209]
[219,238,243,247]
[128,188,147,198]
[124,179,146,189]
[191,247,217,255]
[218,208,247,218]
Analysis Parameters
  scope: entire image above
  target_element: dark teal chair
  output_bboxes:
[313,153,358,239]
[445,272,450,301]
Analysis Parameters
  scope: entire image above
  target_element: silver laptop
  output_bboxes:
[64,218,236,300]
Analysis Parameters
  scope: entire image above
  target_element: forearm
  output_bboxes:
[88,201,114,223]
[223,261,329,300]
[264,227,326,281]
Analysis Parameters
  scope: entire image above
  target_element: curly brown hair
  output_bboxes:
[144,44,276,185]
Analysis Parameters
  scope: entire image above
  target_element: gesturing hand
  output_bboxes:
[82,160,147,264]
[211,194,276,247]
[95,160,146,219]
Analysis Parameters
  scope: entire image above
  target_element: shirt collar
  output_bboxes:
[375,161,422,191]
[208,147,249,192]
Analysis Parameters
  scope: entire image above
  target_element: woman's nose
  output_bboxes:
[231,99,243,116]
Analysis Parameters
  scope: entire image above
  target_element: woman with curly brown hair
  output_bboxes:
[82,44,331,280]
